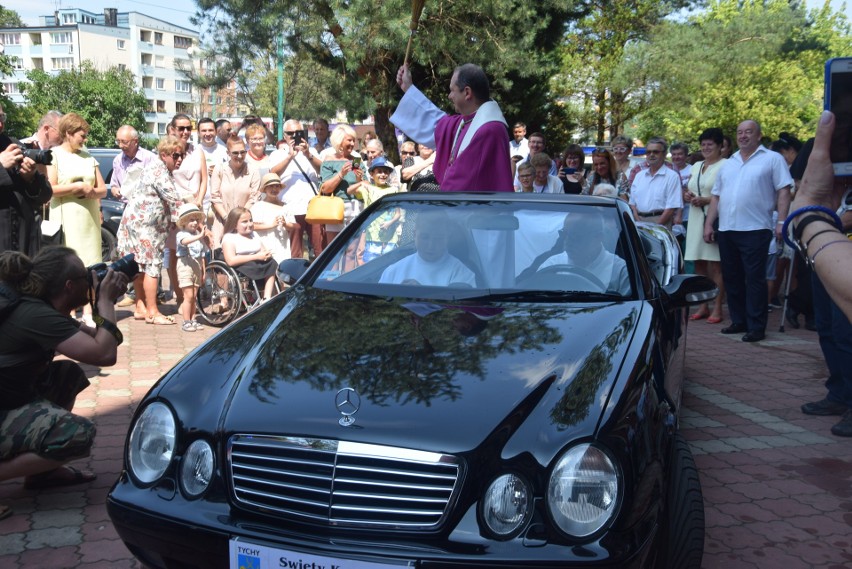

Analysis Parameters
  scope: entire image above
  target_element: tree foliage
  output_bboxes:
[192,0,574,158]
[21,62,147,147]
[550,0,699,145]
[0,5,24,27]
[631,0,852,145]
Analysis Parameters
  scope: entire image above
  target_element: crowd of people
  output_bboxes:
[0,61,850,522]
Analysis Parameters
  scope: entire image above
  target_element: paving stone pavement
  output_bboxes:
[0,301,850,568]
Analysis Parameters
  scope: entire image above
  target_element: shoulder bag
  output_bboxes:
[300,156,344,225]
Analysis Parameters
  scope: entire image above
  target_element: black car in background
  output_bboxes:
[108,193,716,569]
[89,147,123,261]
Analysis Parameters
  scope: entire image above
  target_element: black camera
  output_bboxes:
[293,130,306,145]
[86,253,139,286]
[16,144,53,166]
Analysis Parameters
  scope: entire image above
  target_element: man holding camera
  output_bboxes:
[0,105,54,257]
[268,120,323,260]
[0,246,129,518]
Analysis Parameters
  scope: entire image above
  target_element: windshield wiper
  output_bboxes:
[459,290,625,302]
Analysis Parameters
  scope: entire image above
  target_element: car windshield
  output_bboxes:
[312,199,635,300]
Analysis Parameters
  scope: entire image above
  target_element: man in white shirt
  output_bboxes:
[541,211,631,295]
[380,212,476,287]
[510,122,530,161]
[267,120,323,260]
[629,137,683,226]
[703,119,793,342]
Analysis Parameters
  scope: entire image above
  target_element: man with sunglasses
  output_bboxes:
[266,120,322,260]
[628,137,683,227]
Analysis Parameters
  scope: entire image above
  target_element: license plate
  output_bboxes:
[229,539,413,569]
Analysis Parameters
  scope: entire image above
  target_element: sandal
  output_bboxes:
[707,316,723,324]
[146,314,176,325]
[0,504,11,521]
[24,466,97,490]
[181,321,196,332]
[689,312,709,321]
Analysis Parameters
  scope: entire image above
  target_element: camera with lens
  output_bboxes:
[86,253,139,287]
[16,143,53,166]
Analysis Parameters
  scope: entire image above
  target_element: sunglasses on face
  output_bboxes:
[230,150,247,156]
[171,152,186,160]
[175,126,192,132]
[400,151,415,156]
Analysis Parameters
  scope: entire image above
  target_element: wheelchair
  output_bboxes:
[196,258,281,327]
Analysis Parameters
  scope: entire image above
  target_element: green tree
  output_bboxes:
[193,0,574,158]
[22,61,147,147]
[0,5,24,27]
[632,0,852,145]
[550,0,698,145]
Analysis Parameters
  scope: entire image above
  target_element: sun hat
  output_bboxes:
[176,203,205,228]
[260,172,283,189]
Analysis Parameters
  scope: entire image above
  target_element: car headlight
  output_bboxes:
[481,473,532,538]
[547,444,620,537]
[128,402,176,484]
[180,439,214,497]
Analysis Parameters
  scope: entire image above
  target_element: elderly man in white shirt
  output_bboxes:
[379,211,476,287]
[541,211,631,295]
[629,137,683,226]
[703,119,793,342]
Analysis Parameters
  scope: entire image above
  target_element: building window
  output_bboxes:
[117,39,126,50]
[174,35,192,49]
[158,123,167,135]
[156,78,165,90]
[140,30,152,43]
[0,33,21,45]
[50,32,73,44]
[10,57,23,70]
[175,80,191,93]
[63,14,76,24]
[156,100,166,113]
[154,32,163,45]
[146,99,155,113]
[29,33,42,46]
[2,83,20,95]
[155,55,165,68]
[52,58,74,70]
[118,64,127,72]
[176,102,192,114]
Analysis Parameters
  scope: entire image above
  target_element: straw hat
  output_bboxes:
[260,172,282,189]
[176,203,205,228]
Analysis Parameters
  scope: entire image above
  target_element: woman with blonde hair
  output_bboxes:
[46,112,106,327]
[116,135,186,325]
[318,124,367,246]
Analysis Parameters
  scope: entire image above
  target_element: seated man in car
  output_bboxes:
[541,211,630,294]
[379,211,476,287]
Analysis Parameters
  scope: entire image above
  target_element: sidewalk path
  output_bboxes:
[0,303,850,568]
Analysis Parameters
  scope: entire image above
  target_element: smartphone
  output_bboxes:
[825,57,852,176]
[562,167,576,175]
[351,155,361,169]
[293,130,306,145]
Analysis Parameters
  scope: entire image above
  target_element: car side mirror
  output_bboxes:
[663,274,718,308]
[277,258,309,285]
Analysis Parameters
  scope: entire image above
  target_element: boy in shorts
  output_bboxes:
[175,204,212,331]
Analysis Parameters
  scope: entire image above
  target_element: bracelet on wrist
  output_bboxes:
[793,214,837,243]
[809,238,852,265]
[804,228,842,252]
[92,314,123,345]
[782,205,843,248]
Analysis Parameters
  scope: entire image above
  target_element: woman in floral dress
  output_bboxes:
[117,136,185,325]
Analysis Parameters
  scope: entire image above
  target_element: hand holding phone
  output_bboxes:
[826,57,852,176]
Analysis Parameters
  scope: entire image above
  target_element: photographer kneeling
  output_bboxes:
[0,246,128,519]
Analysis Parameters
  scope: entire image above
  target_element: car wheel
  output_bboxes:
[656,433,704,569]
[102,227,117,262]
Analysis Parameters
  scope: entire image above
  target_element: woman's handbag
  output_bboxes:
[306,194,344,225]
[40,204,63,247]
[295,157,345,225]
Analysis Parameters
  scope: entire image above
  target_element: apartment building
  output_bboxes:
[0,8,199,137]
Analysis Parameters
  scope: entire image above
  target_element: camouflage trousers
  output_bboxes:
[0,361,95,462]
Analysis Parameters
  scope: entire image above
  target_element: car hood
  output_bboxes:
[171,288,641,458]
